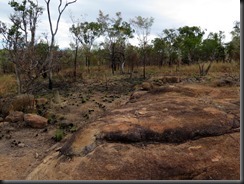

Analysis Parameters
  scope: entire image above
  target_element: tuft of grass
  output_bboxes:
[53,129,65,142]
[210,62,240,74]
[145,62,240,78]
[0,74,17,96]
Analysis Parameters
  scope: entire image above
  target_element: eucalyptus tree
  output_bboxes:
[69,40,79,80]
[177,26,205,65]
[0,0,43,93]
[226,21,240,62]
[98,11,134,74]
[125,44,139,76]
[44,0,77,90]
[200,31,225,62]
[152,38,168,67]
[70,21,102,73]
[69,15,81,80]
[131,16,154,78]
[161,28,181,67]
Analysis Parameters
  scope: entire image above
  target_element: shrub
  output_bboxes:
[53,129,64,142]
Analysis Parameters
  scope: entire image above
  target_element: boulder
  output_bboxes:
[141,82,153,91]
[24,114,48,129]
[5,111,24,123]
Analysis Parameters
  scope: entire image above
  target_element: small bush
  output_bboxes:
[53,129,64,142]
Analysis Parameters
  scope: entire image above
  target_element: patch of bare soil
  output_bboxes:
[0,75,240,180]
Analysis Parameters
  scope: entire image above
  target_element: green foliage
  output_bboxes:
[131,16,154,48]
[97,11,135,74]
[152,38,168,66]
[8,0,26,11]
[160,28,180,66]
[0,1,240,88]
[131,15,154,78]
[200,31,225,62]
[177,26,205,64]
[0,0,45,93]
[54,129,64,142]
[225,21,240,62]
[70,21,103,46]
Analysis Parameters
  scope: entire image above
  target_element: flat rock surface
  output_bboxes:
[26,83,240,180]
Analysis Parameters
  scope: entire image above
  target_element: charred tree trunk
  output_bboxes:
[143,50,146,79]
[73,45,78,81]
[48,47,54,90]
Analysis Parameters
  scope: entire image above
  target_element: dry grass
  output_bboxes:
[210,62,240,74]
[146,62,240,78]
[54,62,240,86]
[0,61,239,96]
[0,74,17,96]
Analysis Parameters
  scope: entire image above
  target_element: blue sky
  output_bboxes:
[0,0,240,49]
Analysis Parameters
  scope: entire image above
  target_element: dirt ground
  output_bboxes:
[0,74,240,180]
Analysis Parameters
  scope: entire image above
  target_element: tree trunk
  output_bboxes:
[14,64,22,94]
[143,51,146,79]
[48,49,53,90]
[121,62,125,74]
[111,43,116,75]
[87,56,90,73]
[159,55,163,68]
[73,45,78,81]
[111,61,116,75]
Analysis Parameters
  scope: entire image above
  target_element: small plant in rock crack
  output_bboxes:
[69,126,78,133]
[53,129,65,142]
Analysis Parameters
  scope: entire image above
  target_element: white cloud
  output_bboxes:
[150,0,239,41]
[0,0,240,48]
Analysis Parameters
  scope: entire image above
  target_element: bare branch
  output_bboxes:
[44,0,77,89]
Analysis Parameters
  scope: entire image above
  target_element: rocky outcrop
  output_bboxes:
[26,83,240,180]
[24,114,48,129]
